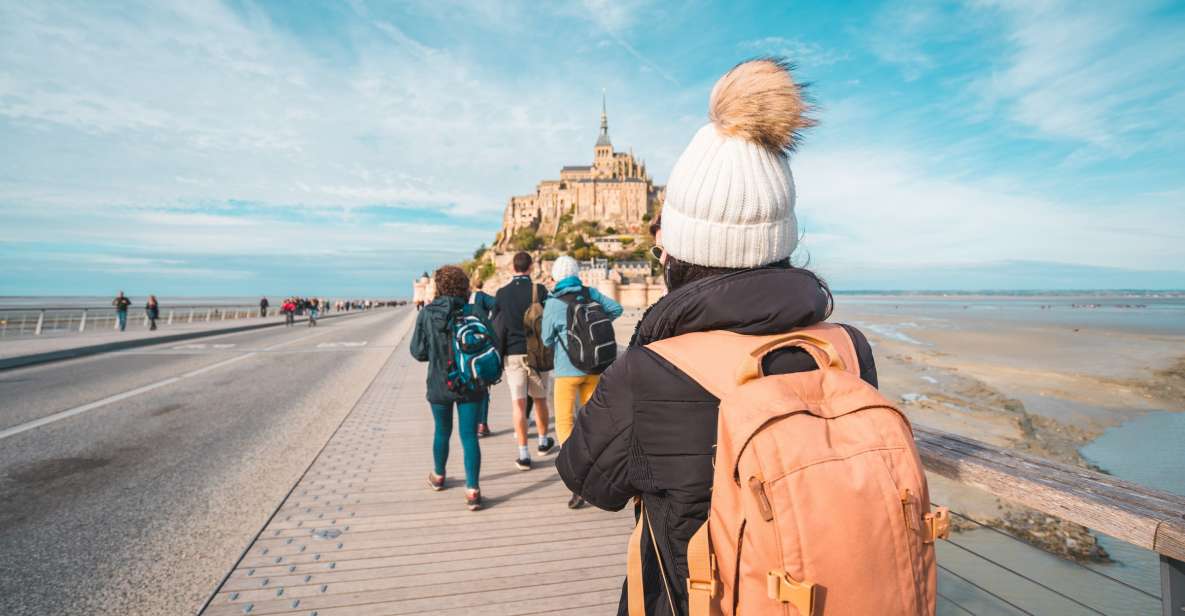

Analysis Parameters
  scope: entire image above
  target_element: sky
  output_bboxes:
[2,0,1184,297]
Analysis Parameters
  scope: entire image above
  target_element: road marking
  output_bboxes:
[173,343,237,350]
[0,312,400,442]
[316,341,368,348]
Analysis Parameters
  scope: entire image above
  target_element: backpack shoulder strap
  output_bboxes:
[645,323,861,399]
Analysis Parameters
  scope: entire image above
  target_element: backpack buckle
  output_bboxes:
[767,570,814,614]
[686,554,718,597]
[924,507,951,544]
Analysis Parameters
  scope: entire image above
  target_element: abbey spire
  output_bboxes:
[596,90,611,147]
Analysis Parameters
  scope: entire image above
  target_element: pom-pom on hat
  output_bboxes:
[661,58,815,268]
[551,255,581,282]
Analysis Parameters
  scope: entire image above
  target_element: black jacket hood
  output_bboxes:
[630,267,831,347]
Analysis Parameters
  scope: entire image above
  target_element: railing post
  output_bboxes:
[143,313,149,327]
[79,309,87,332]
[1164,555,1185,616]
[206,308,212,322]
[34,310,45,336]
[189,309,195,323]
[167,310,174,325]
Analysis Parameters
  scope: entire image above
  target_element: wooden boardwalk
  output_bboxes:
[203,322,632,615]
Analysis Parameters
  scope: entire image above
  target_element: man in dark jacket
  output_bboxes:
[490,251,554,470]
[556,58,878,615]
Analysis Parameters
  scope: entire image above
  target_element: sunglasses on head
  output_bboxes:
[648,245,664,260]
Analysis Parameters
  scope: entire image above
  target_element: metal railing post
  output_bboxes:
[189,309,195,323]
[167,310,174,325]
[34,310,45,336]
[143,313,149,327]
[79,309,87,332]
[206,308,212,322]
[1164,555,1185,616]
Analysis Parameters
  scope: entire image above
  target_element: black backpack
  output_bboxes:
[558,287,617,374]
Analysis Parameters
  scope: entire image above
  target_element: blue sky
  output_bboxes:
[2,0,1184,296]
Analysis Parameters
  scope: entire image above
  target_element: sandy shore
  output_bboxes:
[832,298,1185,560]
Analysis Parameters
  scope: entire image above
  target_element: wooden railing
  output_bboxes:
[915,425,1185,614]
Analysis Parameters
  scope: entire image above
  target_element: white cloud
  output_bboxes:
[792,144,1185,275]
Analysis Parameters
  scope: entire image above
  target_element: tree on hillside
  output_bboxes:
[511,228,543,251]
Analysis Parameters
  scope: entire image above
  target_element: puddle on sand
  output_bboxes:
[1074,410,1185,604]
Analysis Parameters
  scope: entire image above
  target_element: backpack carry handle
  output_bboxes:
[734,332,846,386]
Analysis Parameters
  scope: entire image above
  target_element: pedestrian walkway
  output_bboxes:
[202,324,632,615]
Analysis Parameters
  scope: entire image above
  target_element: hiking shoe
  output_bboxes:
[477,423,491,438]
[515,457,532,471]
[537,436,555,454]
[427,473,445,491]
[466,489,482,511]
[567,493,585,509]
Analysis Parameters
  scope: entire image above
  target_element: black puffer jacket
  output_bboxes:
[556,267,877,616]
[410,295,488,405]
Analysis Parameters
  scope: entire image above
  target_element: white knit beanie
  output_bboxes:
[662,58,815,268]
[551,255,581,282]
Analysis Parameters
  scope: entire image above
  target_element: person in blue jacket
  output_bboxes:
[542,255,623,509]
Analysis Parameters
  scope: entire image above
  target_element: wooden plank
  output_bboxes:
[203,337,634,616]
[915,424,1185,561]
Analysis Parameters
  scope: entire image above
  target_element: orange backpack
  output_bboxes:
[629,323,948,616]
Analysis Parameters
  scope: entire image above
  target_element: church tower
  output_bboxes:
[594,91,613,175]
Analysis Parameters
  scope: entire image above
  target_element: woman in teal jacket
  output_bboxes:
[542,256,623,507]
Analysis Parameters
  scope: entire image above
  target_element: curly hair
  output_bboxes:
[434,265,470,300]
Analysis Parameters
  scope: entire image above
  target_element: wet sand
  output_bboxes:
[831,296,1185,563]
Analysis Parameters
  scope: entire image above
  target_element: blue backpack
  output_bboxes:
[446,309,503,395]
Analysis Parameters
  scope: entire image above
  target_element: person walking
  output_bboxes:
[491,252,553,471]
[308,297,319,327]
[260,296,269,318]
[146,295,160,331]
[542,256,622,509]
[410,265,489,511]
[282,298,296,326]
[112,291,131,332]
[468,278,498,437]
[556,59,887,616]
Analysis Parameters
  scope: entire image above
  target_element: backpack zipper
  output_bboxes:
[749,476,774,522]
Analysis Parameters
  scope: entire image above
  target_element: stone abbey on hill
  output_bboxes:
[494,96,665,250]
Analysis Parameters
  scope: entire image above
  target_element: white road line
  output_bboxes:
[0,378,181,441]
[0,310,406,442]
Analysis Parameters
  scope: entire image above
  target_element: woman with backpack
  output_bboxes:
[542,255,623,508]
[558,59,941,616]
[410,265,490,511]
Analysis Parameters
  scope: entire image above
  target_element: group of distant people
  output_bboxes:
[108,293,392,333]
[410,58,946,616]
[273,296,326,327]
[410,250,623,512]
[111,291,160,331]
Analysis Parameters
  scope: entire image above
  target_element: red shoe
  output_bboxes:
[427,473,445,491]
[477,423,491,437]
[466,489,482,511]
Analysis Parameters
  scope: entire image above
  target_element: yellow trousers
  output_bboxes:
[554,375,600,444]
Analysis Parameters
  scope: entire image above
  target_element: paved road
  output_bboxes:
[0,308,413,616]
